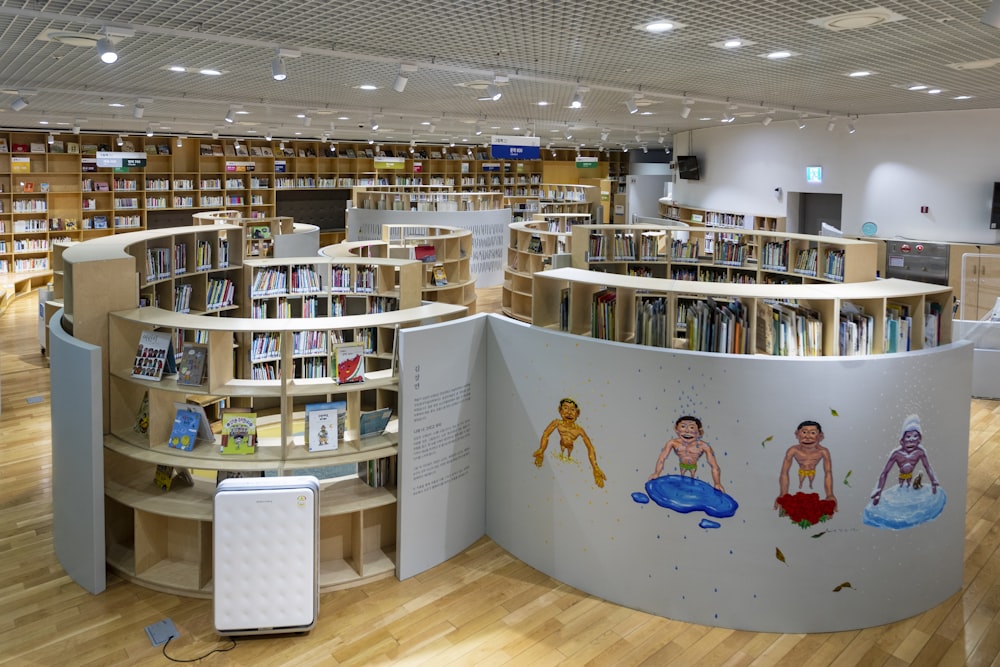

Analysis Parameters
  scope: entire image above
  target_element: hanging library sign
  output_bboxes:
[490,135,540,160]
[96,151,147,168]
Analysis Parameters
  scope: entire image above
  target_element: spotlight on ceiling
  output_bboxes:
[762,115,773,127]
[680,98,694,119]
[827,118,836,132]
[625,98,639,114]
[10,96,28,111]
[95,26,133,64]
[146,125,154,137]
[48,133,55,145]
[271,56,287,81]
[848,121,857,134]
[570,88,583,109]
[393,64,417,93]
[133,98,150,119]
[486,84,502,101]
[176,136,185,148]
[303,115,312,127]
[271,48,299,81]
[797,115,807,130]
[224,107,235,124]
[116,135,124,147]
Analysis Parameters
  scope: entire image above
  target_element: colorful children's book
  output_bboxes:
[220,409,257,455]
[305,400,346,452]
[131,331,176,381]
[133,391,150,435]
[432,263,449,286]
[176,344,208,386]
[172,401,214,443]
[413,245,436,262]
[359,407,392,439]
[333,343,365,384]
[167,409,201,451]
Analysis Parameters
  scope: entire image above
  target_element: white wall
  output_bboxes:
[672,109,1000,244]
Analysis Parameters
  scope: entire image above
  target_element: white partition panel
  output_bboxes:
[484,315,971,633]
[49,308,106,594]
[347,208,510,287]
[397,313,489,579]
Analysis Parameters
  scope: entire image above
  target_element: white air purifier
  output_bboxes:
[213,476,319,635]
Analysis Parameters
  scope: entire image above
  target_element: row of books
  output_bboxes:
[635,296,669,348]
[686,298,751,354]
[206,278,236,309]
[713,239,750,266]
[756,301,823,356]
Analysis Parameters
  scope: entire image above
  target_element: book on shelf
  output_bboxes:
[0,139,7,152]
[175,343,208,386]
[220,409,257,455]
[333,342,365,384]
[131,330,176,381]
[413,245,437,262]
[156,144,170,155]
[431,263,449,286]
[527,235,543,253]
[360,456,397,488]
[172,401,214,443]
[249,224,271,239]
[66,142,79,154]
[93,215,108,229]
[167,409,202,451]
[260,146,274,157]
[30,142,46,153]
[49,140,65,153]
[133,391,150,435]
[360,407,392,439]
[154,464,175,491]
[305,400,346,452]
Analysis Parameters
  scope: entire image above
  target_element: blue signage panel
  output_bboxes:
[491,135,541,160]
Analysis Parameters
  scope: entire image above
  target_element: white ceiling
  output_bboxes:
[1,1,998,149]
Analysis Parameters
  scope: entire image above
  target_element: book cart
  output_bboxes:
[58,226,467,597]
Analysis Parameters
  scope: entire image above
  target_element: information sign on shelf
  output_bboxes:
[374,156,406,170]
[225,161,256,172]
[96,151,147,168]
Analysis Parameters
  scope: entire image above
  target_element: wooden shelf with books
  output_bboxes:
[191,211,293,258]
[377,223,476,312]
[571,223,878,286]
[2,131,624,280]
[501,214,591,322]
[101,298,465,596]
[532,266,953,356]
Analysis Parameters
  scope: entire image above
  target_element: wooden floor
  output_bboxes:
[3,288,1000,666]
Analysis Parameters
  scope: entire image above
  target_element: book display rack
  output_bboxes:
[59,226,466,597]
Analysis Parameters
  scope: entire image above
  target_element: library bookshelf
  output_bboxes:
[191,210,294,258]
[502,213,592,322]
[533,267,952,356]
[322,223,476,313]
[572,223,878,285]
[58,225,466,596]
[0,131,619,280]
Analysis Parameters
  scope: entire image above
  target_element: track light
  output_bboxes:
[680,101,693,119]
[635,133,641,143]
[271,56,287,81]
[392,73,408,92]
[797,115,807,130]
[96,37,118,64]
[265,130,273,141]
[370,119,379,131]
[146,125,154,137]
[47,133,55,145]
[224,108,234,124]
[625,98,639,114]
[762,115,773,127]
[827,118,836,132]
[570,88,583,109]
[848,121,857,134]
[116,135,124,147]
[486,84,502,101]
[474,122,483,136]
[212,130,220,139]
[600,129,609,142]
[72,124,81,134]
[132,103,145,119]
[303,115,312,127]
[279,141,285,150]
[10,96,27,111]
[176,136,184,148]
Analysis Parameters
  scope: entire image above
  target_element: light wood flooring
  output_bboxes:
[3,288,1000,666]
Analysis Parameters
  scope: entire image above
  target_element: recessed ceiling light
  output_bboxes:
[710,38,755,49]
[108,102,125,107]
[723,39,743,48]
[168,65,186,72]
[766,51,793,59]
[235,110,250,115]
[39,120,49,125]
[537,101,549,106]
[640,111,655,116]
[358,84,377,90]
[200,69,222,76]
[644,21,675,33]
[953,95,973,100]
[848,70,873,77]
[908,84,928,91]
[927,89,943,95]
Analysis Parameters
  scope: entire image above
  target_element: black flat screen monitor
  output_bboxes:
[991,182,1000,230]
[677,155,700,180]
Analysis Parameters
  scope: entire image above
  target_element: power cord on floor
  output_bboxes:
[162,634,237,662]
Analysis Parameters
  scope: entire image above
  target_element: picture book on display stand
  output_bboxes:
[176,344,208,386]
[167,410,201,451]
[333,343,365,384]
[220,409,257,455]
[359,407,392,439]
[305,400,346,452]
[131,331,176,381]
